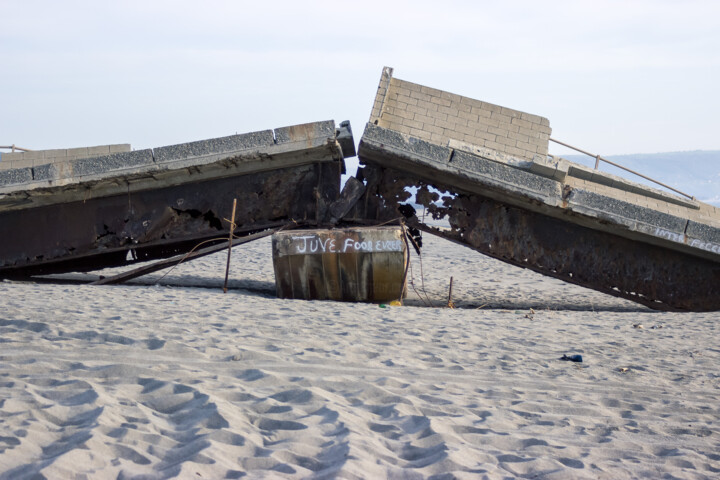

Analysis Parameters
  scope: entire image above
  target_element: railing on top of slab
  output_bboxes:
[549,138,695,201]
[0,145,33,152]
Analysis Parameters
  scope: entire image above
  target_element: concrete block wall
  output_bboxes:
[369,67,551,161]
[0,144,131,171]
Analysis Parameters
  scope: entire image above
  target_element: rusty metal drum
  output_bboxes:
[272,227,407,302]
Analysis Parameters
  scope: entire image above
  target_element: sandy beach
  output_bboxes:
[1,231,718,479]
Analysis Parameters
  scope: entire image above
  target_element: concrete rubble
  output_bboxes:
[1,67,718,310]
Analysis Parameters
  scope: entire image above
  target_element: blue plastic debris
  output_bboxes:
[560,354,583,363]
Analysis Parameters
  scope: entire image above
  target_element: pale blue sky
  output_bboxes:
[2,0,720,175]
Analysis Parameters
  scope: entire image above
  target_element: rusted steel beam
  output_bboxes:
[1,120,350,278]
[350,163,720,312]
[1,162,341,277]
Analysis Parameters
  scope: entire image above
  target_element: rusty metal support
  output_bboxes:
[0,162,342,277]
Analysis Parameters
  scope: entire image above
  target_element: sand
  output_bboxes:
[1,232,718,479]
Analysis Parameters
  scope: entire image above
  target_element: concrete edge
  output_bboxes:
[453,141,697,210]
[153,130,275,163]
[0,167,33,187]
[0,120,346,194]
[359,123,564,207]
[685,221,720,252]
[369,66,394,125]
[565,187,688,238]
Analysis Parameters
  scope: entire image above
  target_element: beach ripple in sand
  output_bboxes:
[1,235,719,478]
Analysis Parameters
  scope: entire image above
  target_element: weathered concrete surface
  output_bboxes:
[369,66,551,161]
[0,144,131,171]
[0,121,349,205]
[354,68,720,311]
[0,121,353,276]
[0,167,33,187]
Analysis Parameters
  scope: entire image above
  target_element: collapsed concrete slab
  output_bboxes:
[0,121,354,276]
[352,67,720,311]
[2,68,718,311]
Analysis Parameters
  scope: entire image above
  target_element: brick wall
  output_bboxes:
[369,67,551,161]
[0,144,131,171]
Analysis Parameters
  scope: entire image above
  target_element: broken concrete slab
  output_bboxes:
[354,67,720,311]
[0,121,352,210]
[0,120,353,277]
[360,122,564,210]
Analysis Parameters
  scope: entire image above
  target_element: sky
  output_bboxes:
[2,0,720,180]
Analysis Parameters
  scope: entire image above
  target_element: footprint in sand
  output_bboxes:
[145,338,165,350]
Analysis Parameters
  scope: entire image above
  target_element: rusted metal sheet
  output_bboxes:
[350,163,720,312]
[272,227,407,302]
[0,162,341,277]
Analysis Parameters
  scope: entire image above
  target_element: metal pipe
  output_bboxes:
[0,145,33,152]
[0,145,32,152]
[549,137,596,157]
[549,138,694,200]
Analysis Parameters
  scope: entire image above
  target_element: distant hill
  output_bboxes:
[562,151,720,206]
